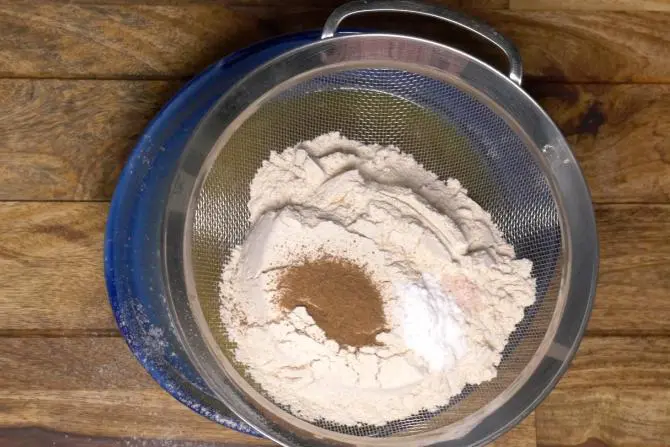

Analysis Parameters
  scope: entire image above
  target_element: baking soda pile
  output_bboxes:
[219,132,536,426]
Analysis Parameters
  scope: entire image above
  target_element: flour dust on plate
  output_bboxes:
[218,132,536,426]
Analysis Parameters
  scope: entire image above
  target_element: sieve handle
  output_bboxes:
[321,0,523,85]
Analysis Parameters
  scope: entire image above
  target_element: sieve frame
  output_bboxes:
[321,0,523,85]
[163,32,598,447]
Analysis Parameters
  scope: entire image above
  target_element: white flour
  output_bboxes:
[219,132,536,426]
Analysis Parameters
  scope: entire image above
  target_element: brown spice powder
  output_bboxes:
[277,256,387,348]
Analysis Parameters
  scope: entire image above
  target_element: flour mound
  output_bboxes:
[219,132,536,426]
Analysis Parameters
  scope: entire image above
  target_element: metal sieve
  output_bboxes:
[162,1,598,445]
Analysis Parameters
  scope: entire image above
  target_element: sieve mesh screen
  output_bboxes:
[191,68,562,438]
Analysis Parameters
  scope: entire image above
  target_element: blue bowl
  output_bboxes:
[104,30,350,436]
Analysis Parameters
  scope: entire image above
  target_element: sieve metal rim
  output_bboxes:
[162,14,598,447]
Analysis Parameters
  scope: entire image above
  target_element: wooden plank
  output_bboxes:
[0,391,272,445]
[0,3,272,79]
[510,0,670,11]
[1,81,669,202]
[0,337,273,445]
[589,204,670,335]
[0,4,668,82]
[0,80,180,201]
[0,0,508,7]
[476,10,670,82]
[0,428,261,447]
[0,202,116,332]
[2,206,670,335]
[0,337,534,446]
[528,83,670,204]
[535,336,670,447]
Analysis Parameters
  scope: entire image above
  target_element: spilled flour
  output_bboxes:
[219,132,536,426]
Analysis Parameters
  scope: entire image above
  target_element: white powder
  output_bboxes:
[219,132,536,426]
[395,273,468,373]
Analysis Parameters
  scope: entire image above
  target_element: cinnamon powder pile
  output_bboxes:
[277,256,387,347]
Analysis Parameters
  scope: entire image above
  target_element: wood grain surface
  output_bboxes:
[0,0,509,6]
[529,83,670,204]
[535,337,670,446]
[479,10,670,83]
[510,0,670,10]
[0,338,273,445]
[594,205,670,335]
[0,202,115,334]
[1,1,669,446]
[0,80,180,201]
[0,4,670,82]
[0,3,265,79]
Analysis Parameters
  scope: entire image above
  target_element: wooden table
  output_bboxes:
[1,1,669,446]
